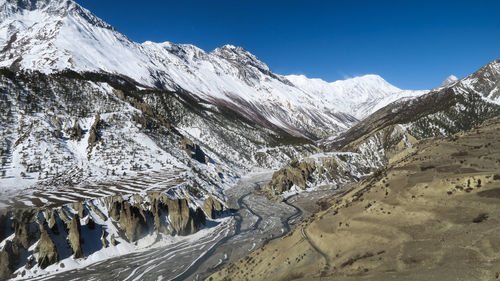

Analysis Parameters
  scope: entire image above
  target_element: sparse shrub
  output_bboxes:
[473,213,488,223]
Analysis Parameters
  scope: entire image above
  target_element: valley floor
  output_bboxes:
[22,172,342,281]
[208,117,500,281]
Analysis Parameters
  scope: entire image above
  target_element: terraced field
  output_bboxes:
[0,168,186,208]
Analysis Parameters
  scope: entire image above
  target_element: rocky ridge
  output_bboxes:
[0,190,225,280]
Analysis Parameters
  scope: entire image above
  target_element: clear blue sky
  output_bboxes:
[74,0,500,89]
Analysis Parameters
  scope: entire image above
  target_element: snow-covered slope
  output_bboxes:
[286,74,427,120]
[0,0,427,139]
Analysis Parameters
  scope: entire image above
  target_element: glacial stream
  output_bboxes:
[32,172,317,281]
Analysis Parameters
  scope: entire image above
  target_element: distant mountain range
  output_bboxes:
[0,0,427,139]
[0,0,499,280]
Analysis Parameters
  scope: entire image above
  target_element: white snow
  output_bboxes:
[0,0,428,138]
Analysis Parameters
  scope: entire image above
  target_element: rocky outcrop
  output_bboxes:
[68,119,83,140]
[110,234,117,246]
[0,212,10,243]
[106,195,149,242]
[166,199,204,236]
[12,209,38,249]
[149,192,169,234]
[117,201,148,242]
[67,215,84,259]
[88,113,102,149]
[47,209,59,234]
[260,153,374,199]
[0,190,222,277]
[264,158,316,195]
[181,137,207,164]
[101,230,108,248]
[202,196,224,219]
[0,240,20,280]
[36,222,59,269]
[72,201,85,218]
[85,216,95,230]
[89,201,106,221]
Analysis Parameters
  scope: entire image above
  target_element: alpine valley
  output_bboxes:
[0,0,499,281]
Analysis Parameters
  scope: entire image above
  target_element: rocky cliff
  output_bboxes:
[0,191,225,280]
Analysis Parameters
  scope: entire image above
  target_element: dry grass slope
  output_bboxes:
[208,116,500,281]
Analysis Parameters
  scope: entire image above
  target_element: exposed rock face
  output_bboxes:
[0,240,20,280]
[36,223,59,269]
[69,119,83,140]
[149,192,169,234]
[0,191,221,277]
[166,199,204,235]
[260,153,374,199]
[47,209,58,234]
[88,113,102,150]
[0,212,10,242]
[67,215,84,259]
[84,216,95,230]
[107,196,148,241]
[72,201,85,218]
[110,234,117,246]
[101,230,108,248]
[265,158,316,195]
[107,196,123,221]
[202,196,224,219]
[181,137,207,164]
[12,209,38,249]
[117,201,148,242]
[89,202,106,221]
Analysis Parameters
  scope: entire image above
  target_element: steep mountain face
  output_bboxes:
[0,69,317,209]
[0,68,319,279]
[326,59,500,163]
[0,0,425,139]
[286,74,427,120]
[262,60,500,198]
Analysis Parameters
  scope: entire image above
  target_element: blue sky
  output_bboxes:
[75,0,500,89]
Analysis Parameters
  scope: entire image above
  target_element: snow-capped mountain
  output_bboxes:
[442,75,458,87]
[286,74,427,120]
[0,0,426,139]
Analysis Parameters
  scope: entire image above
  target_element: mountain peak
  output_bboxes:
[211,44,270,73]
[1,0,73,13]
[0,0,113,29]
[442,75,458,87]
